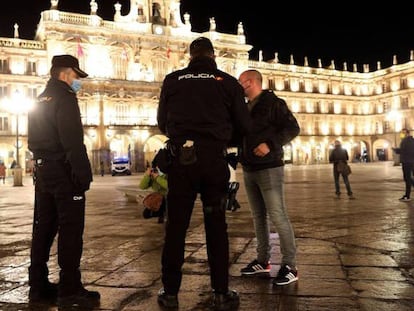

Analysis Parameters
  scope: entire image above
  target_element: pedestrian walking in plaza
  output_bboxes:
[329,140,354,199]
[0,162,6,184]
[99,160,105,176]
[238,69,300,286]
[393,128,414,202]
[27,55,100,308]
[157,37,251,310]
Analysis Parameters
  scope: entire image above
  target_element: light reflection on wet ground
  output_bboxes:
[0,161,414,310]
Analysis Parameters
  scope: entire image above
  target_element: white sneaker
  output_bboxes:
[273,264,298,285]
[399,196,411,202]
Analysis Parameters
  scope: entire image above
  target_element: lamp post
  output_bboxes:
[1,90,33,186]
[386,110,402,166]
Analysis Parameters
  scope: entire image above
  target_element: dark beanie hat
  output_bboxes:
[51,54,88,78]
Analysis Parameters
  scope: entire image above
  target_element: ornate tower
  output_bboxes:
[113,0,184,27]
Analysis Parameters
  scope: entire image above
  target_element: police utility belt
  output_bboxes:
[167,140,197,166]
[168,139,228,165]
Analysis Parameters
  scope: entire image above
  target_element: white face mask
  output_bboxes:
[70,79,82,93]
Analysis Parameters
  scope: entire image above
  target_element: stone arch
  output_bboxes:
[372,138,392,161]
[0,142,13,175]
[143,133,168,166]
[350,139,370,162]
[109,133,134,163]
[151,1,166,25]
[283,142,294,164]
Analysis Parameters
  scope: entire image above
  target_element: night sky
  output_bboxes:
[1,0,412,70]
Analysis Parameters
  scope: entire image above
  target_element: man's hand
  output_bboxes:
[253,143,270,157]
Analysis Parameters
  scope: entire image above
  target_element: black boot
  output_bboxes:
[157,288,178,308]
[57,269,100,308]
[212,289,239,310]
[57,287,100,308]
[28,265,58,303]
[29,281,58,303]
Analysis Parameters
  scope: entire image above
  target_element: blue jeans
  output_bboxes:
[333,166,352,195]
[243,166,296,267]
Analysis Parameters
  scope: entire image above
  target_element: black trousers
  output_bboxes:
[161,144,230,295]
[29,160,85,295]
[401,162,414,197]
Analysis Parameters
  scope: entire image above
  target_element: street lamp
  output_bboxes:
[386,110,402,166]
[1,90,33,186]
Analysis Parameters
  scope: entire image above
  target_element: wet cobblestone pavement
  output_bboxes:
[1,161,414,311]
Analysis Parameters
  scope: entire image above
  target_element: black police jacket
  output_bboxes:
[157,56,251,145]
[28,78,92,190]
[240,90,300,171]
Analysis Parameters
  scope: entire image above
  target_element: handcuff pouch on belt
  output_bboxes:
[178,140,197,165]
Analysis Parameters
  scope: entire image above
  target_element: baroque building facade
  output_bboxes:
[0,0,413,175]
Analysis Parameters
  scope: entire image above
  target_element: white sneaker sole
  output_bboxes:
[241,269,271,275]
[273,275,298,285]
[240,264,271,275]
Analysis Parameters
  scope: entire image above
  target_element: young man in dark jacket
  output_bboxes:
[157,37,251,310]
[394,128,414,201]
[238,69,300,286]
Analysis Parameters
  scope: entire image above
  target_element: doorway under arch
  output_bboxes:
[372,138,392,161]
[143,134,168,167]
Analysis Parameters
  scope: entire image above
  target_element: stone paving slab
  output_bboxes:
[0,162,414,310]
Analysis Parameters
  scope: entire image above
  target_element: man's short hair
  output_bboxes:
[189,37,214,58]
[50,67,70,79]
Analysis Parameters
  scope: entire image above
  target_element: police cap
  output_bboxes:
[51,54,88,78]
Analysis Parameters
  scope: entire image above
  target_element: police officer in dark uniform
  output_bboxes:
[157,37,251,310]
[27,55,100,308]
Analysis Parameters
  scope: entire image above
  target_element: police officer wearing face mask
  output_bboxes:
[27,55,100,308]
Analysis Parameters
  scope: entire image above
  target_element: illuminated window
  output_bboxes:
[0,59,9,74]
[26,61,36,75]
[268,79,275,90]
[0,85,8,97]
[0,116,8,131]
[26,88,37,99]
[115,102,130,125]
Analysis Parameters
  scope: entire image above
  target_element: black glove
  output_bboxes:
[71,171,92,192]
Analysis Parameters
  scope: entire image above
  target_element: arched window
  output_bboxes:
[115,102,130,125]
